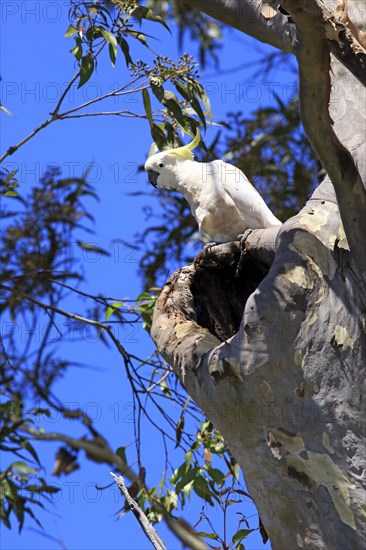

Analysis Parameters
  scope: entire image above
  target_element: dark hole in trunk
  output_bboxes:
[191,245,269,342]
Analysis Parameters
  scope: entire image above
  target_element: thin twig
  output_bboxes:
[21,423,207,550]
[51,72,80,116]
[59,111,147,120]
[111,473,167,550]
[0,72,149,163]
[0,117,56,163]
[55,79,149,118]
[146,368,172,393]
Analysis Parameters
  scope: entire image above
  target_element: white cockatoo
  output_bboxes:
[144,130,282,243]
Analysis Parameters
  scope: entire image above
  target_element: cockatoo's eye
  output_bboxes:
[158,162,164,168]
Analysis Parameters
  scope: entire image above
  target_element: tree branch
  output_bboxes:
[22,424,208,550]
[184,0,295,52]
[0,116,56,163]
[0,78,149,163]
[55,79,149,118]
[186,1,365,86]
[280,0,366,279]
[51,72,80,117]
[21,424,137,481]
[59,111,148,120]
[110,473,167,550]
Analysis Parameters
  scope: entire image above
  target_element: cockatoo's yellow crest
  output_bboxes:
[164,128,201,160]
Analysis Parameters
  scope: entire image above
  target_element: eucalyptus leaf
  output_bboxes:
[142,89,153,126]
[78,55,94,88]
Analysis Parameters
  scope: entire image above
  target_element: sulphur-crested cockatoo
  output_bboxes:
[144,130,281,243]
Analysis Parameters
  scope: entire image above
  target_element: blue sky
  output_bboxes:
[1,2,298,549]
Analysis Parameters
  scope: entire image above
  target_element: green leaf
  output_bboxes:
[131,6,170,32]
[142,89,153,126]
[78,55,95,88]
[201,420,211,431]
[233,461,240,480]
[196,532,219,540]
[101,30,117,66]
[151,124,167,150]
[105,302,123,322]
[175,415,184,448]
[109,43,117,66]
[2,169,19,184]
[175,80,206,127]
[22,440,41,466]
[207,467,225,486]
[190,95,206,128]
[105,307,114,322]
[150,82,164,102]
[70,37,83,61]
[136,291,153,301]
[117,37,132,66]
[170,461,189,486]
[185,450,192,467]
[197,85,212,122]
[174,80,192,102]
[162,91,186,127]
[232,529,254,543]
[126,30,150,49]
[10,461,36,475]
[193,476,215,505]
[145,10,170,33]
[14,497,25,531]
[175,467,199,493]
[1,479,18,499]
[65,24,78,38]
[116,446,127,465]
[4,191,18,197]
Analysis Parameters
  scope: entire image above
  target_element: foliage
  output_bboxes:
[0,394,60,531]
[145,0,223,68]
[63,0,210,150]
[1,168,101,395]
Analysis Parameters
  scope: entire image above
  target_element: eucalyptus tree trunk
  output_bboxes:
[152,1,366,548]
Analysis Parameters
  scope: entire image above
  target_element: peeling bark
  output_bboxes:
[151,1,366,549]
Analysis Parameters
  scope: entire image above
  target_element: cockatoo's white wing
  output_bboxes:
[213,160,282,228]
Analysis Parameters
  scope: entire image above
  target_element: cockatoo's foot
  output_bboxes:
[237,229,253,246]
[194,241,220,264]
[203,241,219,253]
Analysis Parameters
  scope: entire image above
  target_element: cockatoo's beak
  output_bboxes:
[147,170,159,188]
